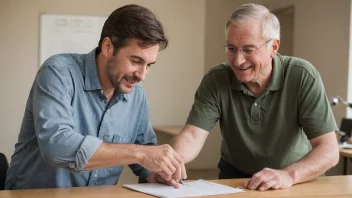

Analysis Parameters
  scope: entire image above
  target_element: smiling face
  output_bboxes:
[102,38,159,94]
[226,20,279,85]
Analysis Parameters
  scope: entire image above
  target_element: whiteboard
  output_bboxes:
[39,14,107,66]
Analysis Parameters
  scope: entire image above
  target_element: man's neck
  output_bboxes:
[245,65,273,97]
[96,53,115,102]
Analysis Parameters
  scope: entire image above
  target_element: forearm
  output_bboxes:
[283,141,339,184]
[170,125,208,163]
[86,120,157,172]
[171,134,198,163]
[85,143,144,170]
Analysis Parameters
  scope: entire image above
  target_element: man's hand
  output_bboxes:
[146,171,181,188]
[244,168,294,191]
[139,144,186,182]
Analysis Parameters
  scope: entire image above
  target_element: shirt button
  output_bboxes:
[94,174,98,177]
[254,103,257,106]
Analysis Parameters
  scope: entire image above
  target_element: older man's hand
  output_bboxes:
[244,168,294,191]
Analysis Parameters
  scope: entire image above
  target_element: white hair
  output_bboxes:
[225,3,280,41]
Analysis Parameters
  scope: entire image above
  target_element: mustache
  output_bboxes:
[125,75,140,82]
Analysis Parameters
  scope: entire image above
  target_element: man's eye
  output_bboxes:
[131,60,141,65]
[242,48,255,53]
[226,46,236,51]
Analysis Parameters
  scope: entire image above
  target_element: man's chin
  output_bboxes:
[234,75,252,83]
[115,86,133,94]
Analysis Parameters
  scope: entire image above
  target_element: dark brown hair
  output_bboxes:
[97,4,168,54]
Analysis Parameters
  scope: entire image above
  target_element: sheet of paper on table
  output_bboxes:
[340,142,352,149]
[123,179,244,198]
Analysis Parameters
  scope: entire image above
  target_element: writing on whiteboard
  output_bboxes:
[39,14,107,66]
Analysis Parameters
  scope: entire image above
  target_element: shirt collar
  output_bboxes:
[116,91,129,101]
[83,48,129,101]
[268,53,284,91]
[230,53,284,91]
[83,49,101,91]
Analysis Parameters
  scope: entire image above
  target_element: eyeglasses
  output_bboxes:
[224,39,273,57]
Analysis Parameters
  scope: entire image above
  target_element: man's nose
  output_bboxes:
[135,65,148,81]
[231,50,246,66]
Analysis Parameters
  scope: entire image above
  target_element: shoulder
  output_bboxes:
[36,53,86,90]
[39,53,85,73]
[279,54,320,79]
[202,63,232,84]
[37,53,86,86]
[205,63,231,77]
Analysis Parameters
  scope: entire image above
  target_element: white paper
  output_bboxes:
[340,142,352,149]
[123,179,244,198]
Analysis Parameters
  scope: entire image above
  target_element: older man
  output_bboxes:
[170,3,338,191]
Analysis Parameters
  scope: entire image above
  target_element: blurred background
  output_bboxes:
[0,0,351,183]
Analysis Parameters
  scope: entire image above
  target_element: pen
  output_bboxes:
[179,179,185,185]
[179,179,190,187]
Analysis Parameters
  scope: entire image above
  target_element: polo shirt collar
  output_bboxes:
[230,53,284,91]
[83,48,129,101]
[268,54,284,91]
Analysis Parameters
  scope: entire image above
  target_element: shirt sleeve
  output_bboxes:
[298,68,338,139]
[186,73,221,132]
[33,64,103,173]
[128,98,156,183]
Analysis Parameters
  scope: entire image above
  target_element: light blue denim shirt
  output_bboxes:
[5,49,157,189]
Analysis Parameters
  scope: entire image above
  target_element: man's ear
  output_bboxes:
[101,37,114,57]
[270,39,280,58]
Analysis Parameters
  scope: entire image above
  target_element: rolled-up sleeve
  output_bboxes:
[33,64,102,172]
[70,136,103,172]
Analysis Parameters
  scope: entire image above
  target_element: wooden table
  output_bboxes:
[340,148,352,175]
[1,176,352,198]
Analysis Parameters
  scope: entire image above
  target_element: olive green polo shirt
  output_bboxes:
[186,53,337,175]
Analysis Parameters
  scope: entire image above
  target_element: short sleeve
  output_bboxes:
[298,70,338,139]
[186,74,221,132]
